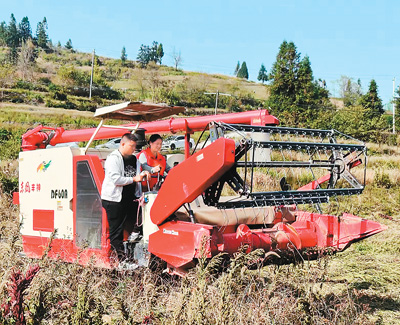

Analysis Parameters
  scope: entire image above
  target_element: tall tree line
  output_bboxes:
[0,14,50,63]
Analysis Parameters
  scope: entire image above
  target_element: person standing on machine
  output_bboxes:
[101,133,150,262]
[138,134,171,192]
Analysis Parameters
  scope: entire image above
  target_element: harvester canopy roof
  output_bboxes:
[93,101,186,122]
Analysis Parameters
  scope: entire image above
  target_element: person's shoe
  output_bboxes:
[128,231,141,243]
[117,260,139,271]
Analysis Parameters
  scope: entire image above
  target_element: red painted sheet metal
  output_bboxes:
[13,192,19,205]
[21,110,278,150]
[148,221,214,268]
[294,210,387,250]
[22,235,111,268]
[298,174,331,191]
[148,211,387,271]
[32,209,54,232]
[150,138,236,225]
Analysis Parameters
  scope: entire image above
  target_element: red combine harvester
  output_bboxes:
[16,102,386,275]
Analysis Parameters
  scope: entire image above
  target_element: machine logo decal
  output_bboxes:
[37,160,52,172]
[51,189,68,199]
[163,229,179,236]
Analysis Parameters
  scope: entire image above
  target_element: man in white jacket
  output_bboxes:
[101,133,150,262]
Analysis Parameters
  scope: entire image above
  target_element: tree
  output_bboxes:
[136,41,164,67]
[268,41,300,106]
[131,68,147,99]
[120,46,127,65]
[149,41,159,63]
[18,16,32,42]
[0,21,7,46]
[359,79,384,118]
[156,43,164,64]
[267,40,330,122]
[137,44,151,67]
[36,17,48,49]
[172,48,182,70]
[237,61,249,79]
[337,75,362,107]
[234,61,240,76]
[18,39,36,80]
[6,14,19,48]
[65,39,73,50]
[257,64,268,83]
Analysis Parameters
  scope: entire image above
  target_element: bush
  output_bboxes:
[14,80,34,90]
[373,170,392,189]
[0,128,23,160]
[38,77,52,86]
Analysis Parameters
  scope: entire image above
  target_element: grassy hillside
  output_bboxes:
[0,47,269,114]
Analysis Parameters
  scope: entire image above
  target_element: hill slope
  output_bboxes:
[1,47,270,113]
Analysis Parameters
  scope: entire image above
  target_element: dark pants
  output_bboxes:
[102,199,139,261]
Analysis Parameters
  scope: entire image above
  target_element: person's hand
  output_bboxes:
[133,171,150,182]
[152,165,161,173]
[140,171,150,181]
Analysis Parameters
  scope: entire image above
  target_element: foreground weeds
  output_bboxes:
[0,188,398,325]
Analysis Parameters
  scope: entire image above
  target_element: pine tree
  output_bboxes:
[296,55,314,103]
[7,14,20,48]
[137,44,150,67]
[257,64,268,83]
[121,46,127,65]
[268,41,300,106]
[65,39,73,50]
[156,43,164,64]
[137,41,161,67]
[359,79,383,118]
[0,21,7,46]
[237,61,249,79]
[18,16,32,42]
[267,41,330,119]
[234,61,240,76]
[36,17,48,49]
[149,41,159,62]
[7,46,18,64]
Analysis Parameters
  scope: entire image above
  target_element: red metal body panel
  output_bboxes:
[32,209,54,232]
[21,110,279,151]
[13,191,19,205]
[298,174,331,191]
[148,221,214,268]
[150,138,236,225]
[294,211,387,250]
[21,235,111,267]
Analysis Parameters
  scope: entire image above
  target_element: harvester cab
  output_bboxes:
[16,102,386,275]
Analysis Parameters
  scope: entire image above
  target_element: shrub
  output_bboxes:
[373,170,392,189]
[14,80,34,90]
